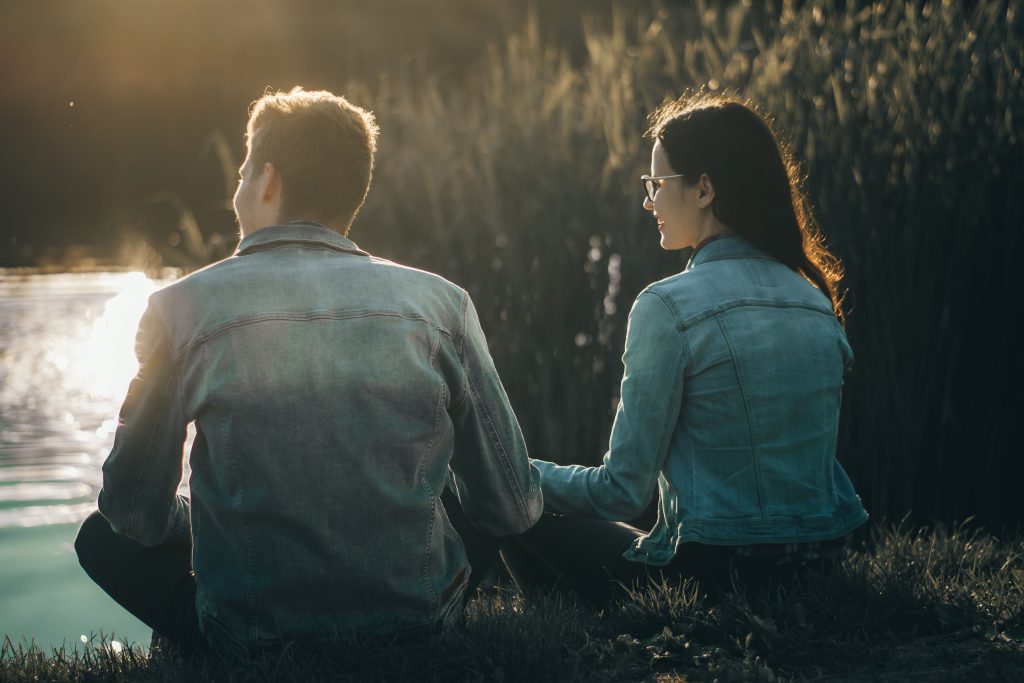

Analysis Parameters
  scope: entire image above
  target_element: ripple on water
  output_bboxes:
[0,271,190,530]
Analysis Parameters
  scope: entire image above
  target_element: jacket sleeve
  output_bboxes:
[532,291,685,520]
[98,297,191,546]
[448,293,543,536]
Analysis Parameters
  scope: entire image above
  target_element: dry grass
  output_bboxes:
[3,521,1022,681]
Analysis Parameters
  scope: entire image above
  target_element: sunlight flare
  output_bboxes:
[65,272,157,401]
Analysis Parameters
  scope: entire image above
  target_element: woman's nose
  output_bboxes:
[642,196,654,212]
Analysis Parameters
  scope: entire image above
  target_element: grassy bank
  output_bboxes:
[4,521,1022,682]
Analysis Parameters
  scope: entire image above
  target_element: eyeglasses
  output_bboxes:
[641,174,687,203]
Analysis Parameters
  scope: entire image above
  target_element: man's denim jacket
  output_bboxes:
[534,236,867,565]
[98,223,543,653]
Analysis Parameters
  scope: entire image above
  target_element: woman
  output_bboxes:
[503,94,868,602]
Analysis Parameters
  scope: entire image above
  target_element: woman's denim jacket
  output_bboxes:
[97,223,543,653]
[533,236,867,565]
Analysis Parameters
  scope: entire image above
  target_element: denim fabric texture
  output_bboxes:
[97,222,543,652]
[533,235,868,566]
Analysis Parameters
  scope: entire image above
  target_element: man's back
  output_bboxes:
[98,223,542,652]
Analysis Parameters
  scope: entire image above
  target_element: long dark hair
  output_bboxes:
[648,93,846,323]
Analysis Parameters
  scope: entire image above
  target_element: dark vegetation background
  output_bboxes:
[1,0,1021,530]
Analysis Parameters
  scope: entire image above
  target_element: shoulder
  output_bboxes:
[367,256,467,295]
[150,255,243,301]
[363,257,470,319]
[644,255,833,327]
[628,286,684,335]
[156,253,468,303]
[639,268,716,326]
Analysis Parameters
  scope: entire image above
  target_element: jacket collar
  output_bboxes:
[687,234,774,270]
[235,222,369,257]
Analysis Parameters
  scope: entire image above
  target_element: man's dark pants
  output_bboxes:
[74,490,499,652]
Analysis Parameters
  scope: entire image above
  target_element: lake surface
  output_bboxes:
[0,271,189,652]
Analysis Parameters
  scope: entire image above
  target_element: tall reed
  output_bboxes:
[342,1,1022,525]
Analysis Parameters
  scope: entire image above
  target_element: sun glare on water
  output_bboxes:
[60,272,158,401]
[0,270,184,529]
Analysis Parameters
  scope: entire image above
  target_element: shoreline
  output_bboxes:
[0,266,182,279]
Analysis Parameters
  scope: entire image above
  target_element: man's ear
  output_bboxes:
[696,173,716,208]
[258,162,283,204]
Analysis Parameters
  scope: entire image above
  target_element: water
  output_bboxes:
[0,271,189,651]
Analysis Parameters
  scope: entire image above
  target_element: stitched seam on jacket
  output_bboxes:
[419,472,439,618]
[713,313,766,517]
[176,311,453,366]
[464,371,530,522]
[457,292,529,522]
[675,299,835,329]
[125,304,175,540]
[608,291,688,519]
[449,293,471,410]
[199,339,255,639]
[236,241,369,258]
[418,327,444,618]
[696,253,776,265]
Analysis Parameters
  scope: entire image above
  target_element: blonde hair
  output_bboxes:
[246,87,380,234]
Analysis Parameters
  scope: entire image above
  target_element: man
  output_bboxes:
[75,87,543,656]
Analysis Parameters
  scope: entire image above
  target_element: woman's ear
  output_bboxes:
[696,173,716,208]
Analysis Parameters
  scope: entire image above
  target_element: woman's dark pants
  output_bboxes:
[501,512,838,604]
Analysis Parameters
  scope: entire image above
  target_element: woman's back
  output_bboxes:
[521,94,866,595]
[638,235,866,557]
